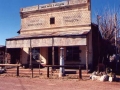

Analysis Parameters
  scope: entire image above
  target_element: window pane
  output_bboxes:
[50,17,55,24]
[31,47,40,61]
[66,46,80,61]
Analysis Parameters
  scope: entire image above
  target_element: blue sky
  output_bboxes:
[0,0,120,45]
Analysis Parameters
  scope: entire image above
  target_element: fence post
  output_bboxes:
[47,67,49,78]
[31,66,33,78]
[39,63,41,75]
[17,66,19,76]
[79,66,82,80]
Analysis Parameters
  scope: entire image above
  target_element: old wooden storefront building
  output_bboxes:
[6,0,92,69]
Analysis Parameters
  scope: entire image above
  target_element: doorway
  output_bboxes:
[7,48,21,64]
[48,47,59,65]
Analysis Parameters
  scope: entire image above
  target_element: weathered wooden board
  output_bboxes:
[6,40,30,48]
[54,37,86,46]
[31,38,53,47]
[6,37,87,48]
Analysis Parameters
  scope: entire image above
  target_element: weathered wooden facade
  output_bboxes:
[6,0,92,68]
[0,45,5,63]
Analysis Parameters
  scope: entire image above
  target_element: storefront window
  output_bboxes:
[66,46,81,61]
[31,48,40,61]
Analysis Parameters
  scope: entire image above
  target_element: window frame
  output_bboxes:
[66,46,81,61]
[50,17,55,24]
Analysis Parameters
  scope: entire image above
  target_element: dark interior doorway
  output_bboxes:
[7,48,21,64]
[48,47,59,65]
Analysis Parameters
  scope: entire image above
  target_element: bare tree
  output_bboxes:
[98,8,120,46]
[96,7,120,66]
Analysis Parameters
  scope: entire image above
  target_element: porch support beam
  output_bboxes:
[52,38,55,66]
[52,46,54,66]
[29,39,33,78]
[29,39,32,68]
[86,45,88,73]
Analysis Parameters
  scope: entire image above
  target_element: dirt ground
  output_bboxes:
[0,76,120,90]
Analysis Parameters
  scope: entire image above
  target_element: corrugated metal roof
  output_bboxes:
[6,30,90,40]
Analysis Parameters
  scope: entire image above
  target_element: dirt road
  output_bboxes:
[0,77,119,90]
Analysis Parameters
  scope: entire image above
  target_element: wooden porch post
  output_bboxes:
[29,39,33,78]
[29,39,32,68]
[52,38,55,66]
[52,47,54,66]
[86,45,88,73]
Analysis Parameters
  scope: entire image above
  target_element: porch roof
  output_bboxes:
[6,30,90,40]
[6,30,90,48]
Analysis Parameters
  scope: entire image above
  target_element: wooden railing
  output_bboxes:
[0,64,83,79]
[0,64,20,76]
[43,65,83,79]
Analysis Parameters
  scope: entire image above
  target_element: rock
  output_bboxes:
[109,77,113,82]
[92,75,97,81]
[92,71,96,75]
[100,75,109,81]
[91,75,101,81]
[96,76,101,80]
